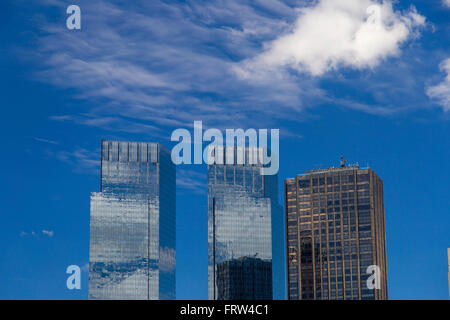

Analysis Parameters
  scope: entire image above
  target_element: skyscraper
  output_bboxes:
[208,147,285,300]
[285,162,388,300]
[89,140,175,300]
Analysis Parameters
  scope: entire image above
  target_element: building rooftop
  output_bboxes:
[304,165,361,174]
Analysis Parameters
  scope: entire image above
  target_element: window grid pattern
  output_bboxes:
[89,141,175,300]
[208,148,284,300]
[285,167,388,300]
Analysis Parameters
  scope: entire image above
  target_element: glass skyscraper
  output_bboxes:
[285,163,388,300]
[208,147,285,300]
[89,140,175,300]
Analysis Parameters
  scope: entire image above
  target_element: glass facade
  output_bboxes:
[89,140,175,300]
[285,166,388,300]
[216,257,272,300]
[208,147,285,300]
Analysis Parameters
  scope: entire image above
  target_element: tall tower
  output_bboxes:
[208,147,285,300]
[285,163,388,300]
[89,140,175,300]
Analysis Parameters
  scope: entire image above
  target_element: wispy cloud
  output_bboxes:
[33,137,59,145]
[177,168,207,194]
[55,147,99,174]
[426,58,450,112]
[42,230,54,237]
[20,230,54,237]
[443,0,450,9]
[21,0,440,135]
[49,114,161,135]
[35,0,298,130]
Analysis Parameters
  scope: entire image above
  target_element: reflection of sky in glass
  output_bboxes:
[89,141,175,300]
[208,155,284,300]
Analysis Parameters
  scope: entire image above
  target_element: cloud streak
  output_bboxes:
[33,137,59,145]
[426,58,450,112]
[177,168,207,194]
[31,0,320,132]
[21,0,435,138]
[55,147,99,174]
[42,230,54,237]
[20,230,55,237]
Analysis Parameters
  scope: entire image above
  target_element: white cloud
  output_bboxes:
[444,0,450,8]
[29,0,316,130]
[42,230,54,237]
[236,0,425,77]
[426,58,450,112]
[55,147,99,174]
[20,230,54,237]
[177,168,207,194]
[20,0,433,132]
[33,137,59,145]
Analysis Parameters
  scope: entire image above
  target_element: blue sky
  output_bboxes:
[0,0,449,299]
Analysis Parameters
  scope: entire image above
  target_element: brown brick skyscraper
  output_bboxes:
[285,162,388,300]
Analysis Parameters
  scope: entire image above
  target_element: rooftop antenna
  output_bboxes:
[340,155,347,168]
